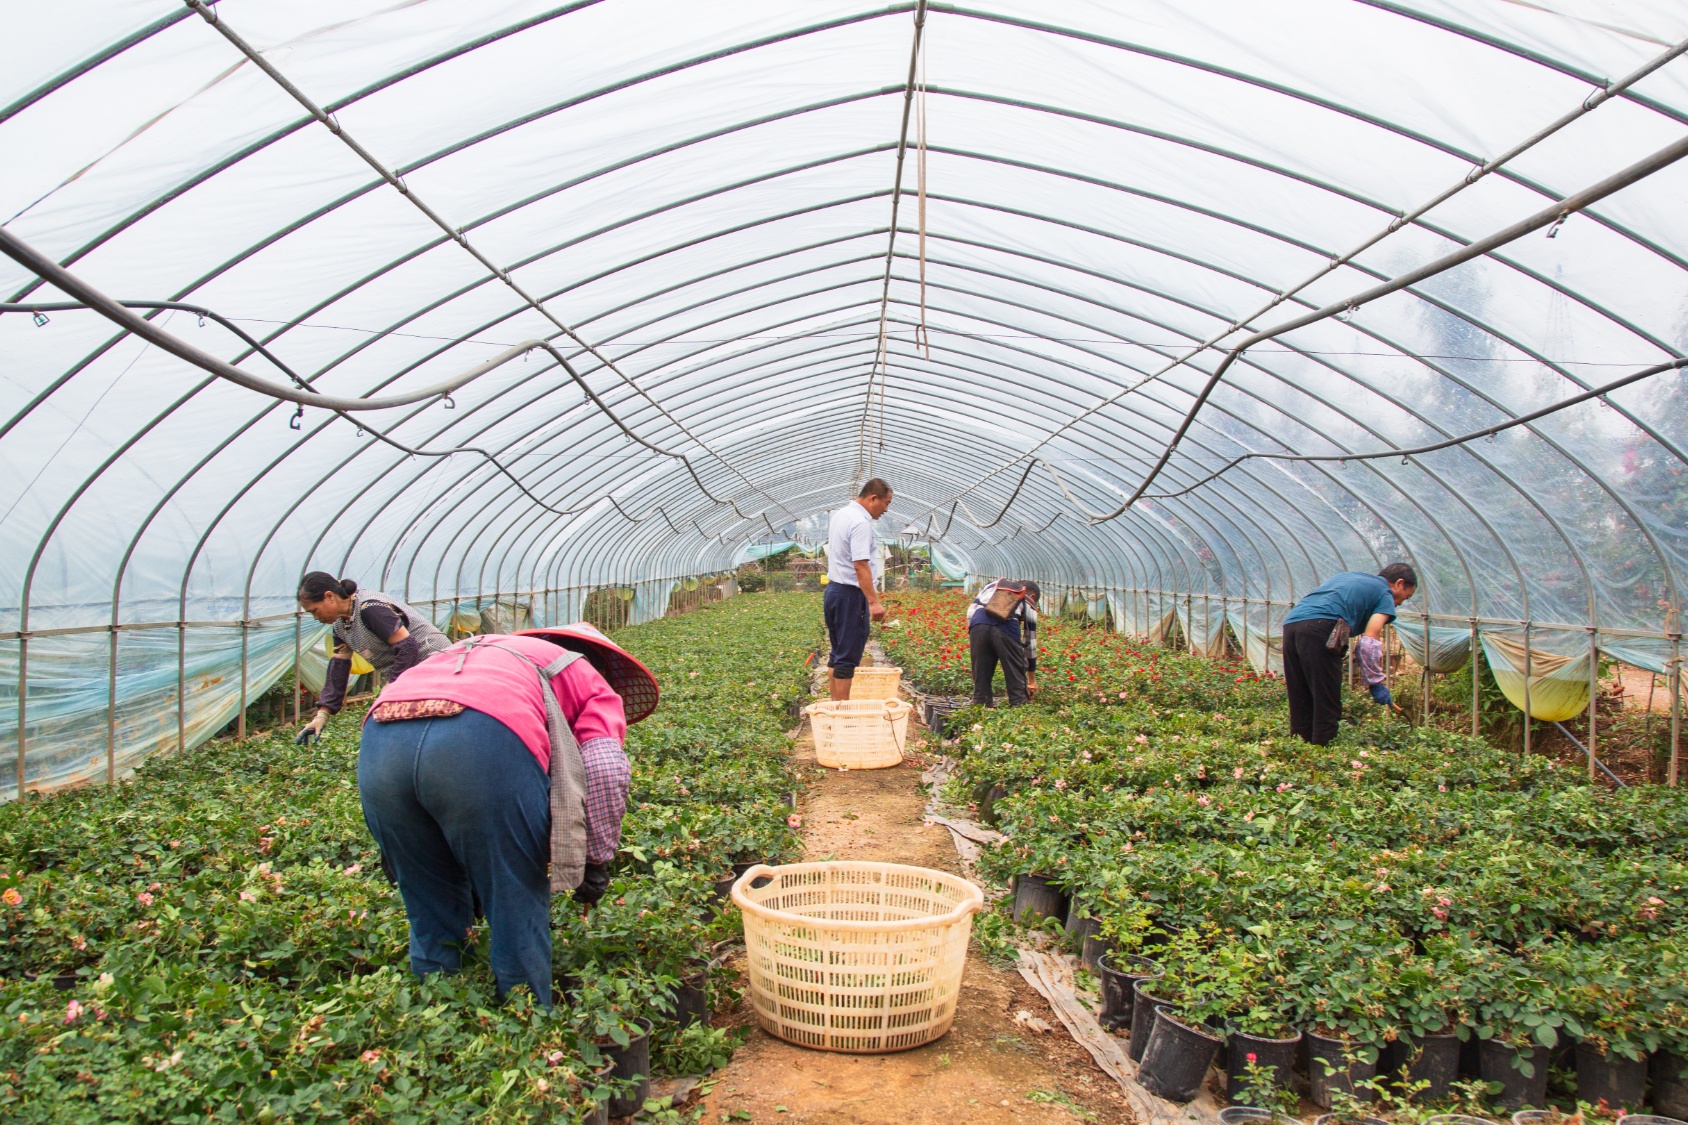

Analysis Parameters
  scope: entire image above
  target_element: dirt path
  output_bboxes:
[695,696,1133,1125]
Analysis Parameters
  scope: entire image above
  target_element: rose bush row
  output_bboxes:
[0,592,822,1122]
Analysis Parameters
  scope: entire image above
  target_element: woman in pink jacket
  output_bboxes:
[357,624,659,1006]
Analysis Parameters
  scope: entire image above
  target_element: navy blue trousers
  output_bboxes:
[824,581,870,677]
[358,707,554,1005]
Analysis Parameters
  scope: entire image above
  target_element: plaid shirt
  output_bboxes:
[579,736,630,864]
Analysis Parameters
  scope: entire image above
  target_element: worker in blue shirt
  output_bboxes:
[1280,563,1417,745]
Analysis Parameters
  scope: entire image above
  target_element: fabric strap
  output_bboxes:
[446,636,589,894]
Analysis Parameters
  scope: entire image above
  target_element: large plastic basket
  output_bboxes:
[847,665,902,700]
[805,699,910,769]
[732,861,985,1053]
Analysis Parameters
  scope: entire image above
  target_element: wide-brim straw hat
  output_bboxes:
[518,622,660,724]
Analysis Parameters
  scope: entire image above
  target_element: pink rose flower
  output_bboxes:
[787,814,803,829]
[1,888,20,906]
[136,891,154,907]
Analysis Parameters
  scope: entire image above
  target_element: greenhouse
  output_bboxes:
[1,1,1686,1122]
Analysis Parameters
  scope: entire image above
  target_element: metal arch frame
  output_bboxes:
[21,90,1680,631]
[256,256,1512,638]
[864,192,1678,622]
[7,0,1688,785]
[39,158,1674,652]
[39,173,1640,658]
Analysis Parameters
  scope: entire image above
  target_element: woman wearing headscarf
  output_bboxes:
[294,572,453,745]
[356,624,660,1005]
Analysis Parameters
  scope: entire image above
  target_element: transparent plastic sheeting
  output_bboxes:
[2,1,1687,794]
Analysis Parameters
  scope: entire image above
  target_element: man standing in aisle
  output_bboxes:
[1280,563,1417,745]
[824,479,892,700]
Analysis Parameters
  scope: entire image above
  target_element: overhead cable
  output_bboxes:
[1139,356,1688,499]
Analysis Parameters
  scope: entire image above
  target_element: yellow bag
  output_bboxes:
[326,635,375,676]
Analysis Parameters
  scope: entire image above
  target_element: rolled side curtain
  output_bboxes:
[1478,633,1592,722]
[1391,621,1473,674]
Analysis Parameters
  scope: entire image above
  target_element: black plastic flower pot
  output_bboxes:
[1306,1029,1377,1109]
[732,860,774,891]
[603,1017,653,1118]
[670,964,710,1030]
[580,1060,615,1125]
[1012,873,1069,925]
[1575,1041,1649,1113]
[1097,953,1159,1031]
[1226,1027,1302,1101]
[1128,977,1177,1063]
[1081,930,1113,975]
[1395,1030,1462,1102]
[1653,1049,1688,1119]
[979,784,1009,826]
[1478,1038,1550,1111]
[1139,1008,1224,1103]
[1218,1110,1277,1125]
[1066,900,1101,945]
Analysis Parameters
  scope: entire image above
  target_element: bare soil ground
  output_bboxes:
[692,714,1133,1125]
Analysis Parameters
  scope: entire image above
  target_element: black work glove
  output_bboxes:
[572,862,610,905]
[294,726,319,746]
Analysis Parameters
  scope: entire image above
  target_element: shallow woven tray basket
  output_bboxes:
[805,699,911,769]
[847,665,902,700]
[732,861,985,1053]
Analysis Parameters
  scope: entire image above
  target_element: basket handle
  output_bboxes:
[883,700,907,754]
[728,864,777,908]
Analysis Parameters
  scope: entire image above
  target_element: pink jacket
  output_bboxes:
[368,634,627,771]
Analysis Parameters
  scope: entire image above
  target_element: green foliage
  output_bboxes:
[893,592,1688,1104]
[0,593,824,1121]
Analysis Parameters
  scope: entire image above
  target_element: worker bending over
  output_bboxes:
[968,579,1040,708]
[357,624,659,1006]
[295,572,452,745]
[1280,563,1417,745]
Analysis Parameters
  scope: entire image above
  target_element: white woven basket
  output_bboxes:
[847,665,902,700]
[805,699,910,769]
[732,861,984,1053]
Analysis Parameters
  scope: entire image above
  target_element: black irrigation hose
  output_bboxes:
[1141,356,1688,500]
[0,298,591,518]
[1107,128,1688,519]
[0,298,778,539]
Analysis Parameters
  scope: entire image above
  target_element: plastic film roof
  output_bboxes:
[3,1,1688,790]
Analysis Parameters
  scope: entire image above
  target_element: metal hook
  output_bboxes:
[29,309,48,327]
[442,394,455,410]
[289,404,303,430]
[1546,211,1570,239]
[197,313,206,328]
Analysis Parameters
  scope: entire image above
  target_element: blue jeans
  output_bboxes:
[357,707,553,1005]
